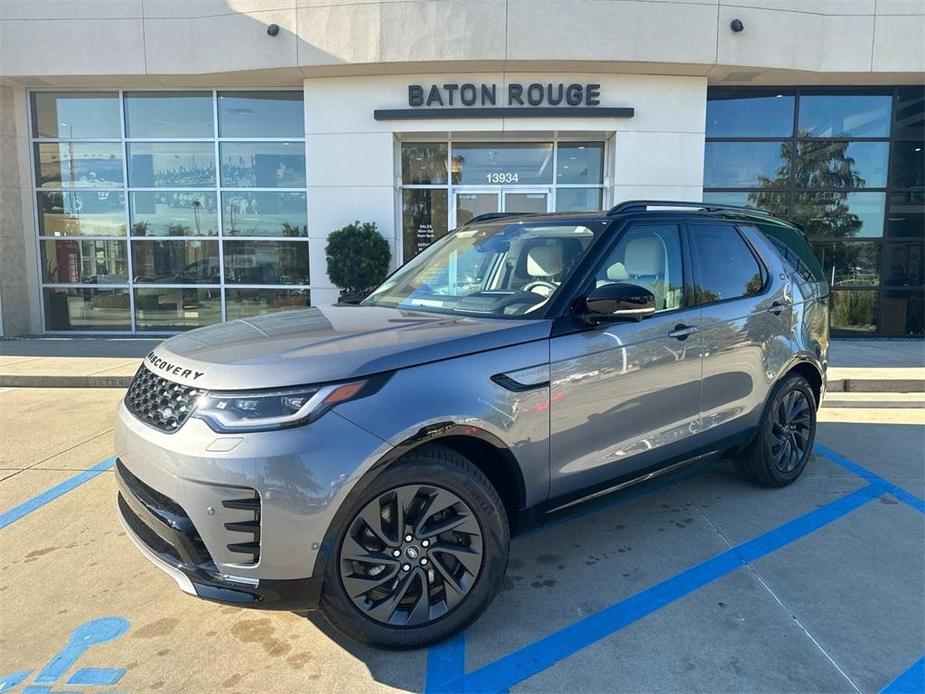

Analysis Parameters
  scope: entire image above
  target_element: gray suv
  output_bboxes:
[115,200,828,648]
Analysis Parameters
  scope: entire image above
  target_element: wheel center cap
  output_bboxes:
[404,545,420,560]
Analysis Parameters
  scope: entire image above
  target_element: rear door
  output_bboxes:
[548,221,703,501]
[688,221,792,437]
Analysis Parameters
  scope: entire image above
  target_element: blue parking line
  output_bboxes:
[425,632,467,693]
[814,444,925,514]
[882,656,925,694]
[429,484,881,693]
[0,457,115,530]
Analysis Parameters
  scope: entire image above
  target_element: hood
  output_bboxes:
[143,305,550,390]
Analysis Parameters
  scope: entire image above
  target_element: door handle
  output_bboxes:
[668,324,698,340]
[768,300,789,316]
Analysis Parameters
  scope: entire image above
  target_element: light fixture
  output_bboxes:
[730,18,744,32]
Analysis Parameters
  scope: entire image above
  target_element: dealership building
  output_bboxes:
[0,0,922,337]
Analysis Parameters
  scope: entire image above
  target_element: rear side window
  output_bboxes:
[756,221,827,286]
[689,223,765,303]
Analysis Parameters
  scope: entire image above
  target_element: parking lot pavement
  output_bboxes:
[1,388,923,693]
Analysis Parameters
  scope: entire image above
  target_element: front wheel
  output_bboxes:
[736,373,817,488]
[320,445,509,649]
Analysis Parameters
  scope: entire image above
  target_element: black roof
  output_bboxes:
[461,201,794,229]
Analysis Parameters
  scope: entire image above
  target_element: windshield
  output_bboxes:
[363,220,606,317]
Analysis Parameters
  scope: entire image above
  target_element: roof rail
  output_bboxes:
[460,211,541,226]
[606,200,776,217]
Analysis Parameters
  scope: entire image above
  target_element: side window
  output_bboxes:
[689,223,765,303]
[595,224,684,312]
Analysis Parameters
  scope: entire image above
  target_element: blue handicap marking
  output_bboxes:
[0,616,130,692]
[0,671,30,692]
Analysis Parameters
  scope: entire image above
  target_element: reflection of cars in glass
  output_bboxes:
[115,200,829,649]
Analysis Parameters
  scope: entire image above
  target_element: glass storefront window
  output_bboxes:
[41,239,128,284]
[221,192,307,236]
[134,288,221,332]
[451,143,554,185]
[889,141,924,190]
[706,89,795,137]
[37,191,126,237]
[43,288,130,331]
[124,92,213,138]
[880,289,924,335]
[557,143,603,184]
[402,189,448,260]
[34,143,123,188]
[811,240,881,288]
[830,290,879,333]
[222,241,309,284]
[799,94,892,138]
[225,288,311,320]
[220,142,306,188]
[401,143,448,184]
[797,141,889,188]
[31,92,120,139]
[556,187,602,212]
[887,194,924,238]
[792,192,886,239]
[131,240,220,284]
[701,191,790,213]
[218,91,304,138]
[32,90,309,333]
[883,241,924,287]
[127,142,216,188]
[704,141,789,188]
[130,192,218,236]
[894,87,925,140]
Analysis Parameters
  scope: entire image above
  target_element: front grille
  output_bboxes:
[125,364,205,433]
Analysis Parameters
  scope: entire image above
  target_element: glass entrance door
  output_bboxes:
[453,189,550,226]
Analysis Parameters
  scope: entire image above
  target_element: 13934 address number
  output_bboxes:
[485,172,519,183]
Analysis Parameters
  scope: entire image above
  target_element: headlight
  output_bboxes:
[192,377,383,433]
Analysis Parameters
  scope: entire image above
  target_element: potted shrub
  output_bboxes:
[325,221,391,304]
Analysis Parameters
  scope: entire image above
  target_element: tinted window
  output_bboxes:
[706,89,795,137]
[798,95,892,138]
[690,224,764,303]
[451,143,554,185]
[704,141,789,187]
[31,92,120,138]
[595,224,684,312]
[401,143,448,184]
[217,91,304,138]
[124,92,213,138]
[556,143,604,184]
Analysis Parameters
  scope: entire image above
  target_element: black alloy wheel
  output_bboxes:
[771,389,812,473]
[736,372,817,488]
[338,484,483,626]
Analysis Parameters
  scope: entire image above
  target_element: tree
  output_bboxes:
[749,138,869,290]
[325,221,391,303]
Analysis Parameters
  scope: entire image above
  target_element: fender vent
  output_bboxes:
[223,493,261,564]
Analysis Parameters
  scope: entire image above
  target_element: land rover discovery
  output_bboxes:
[115,200,828,648]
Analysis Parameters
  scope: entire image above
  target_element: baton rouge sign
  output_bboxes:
[373,82,634,120]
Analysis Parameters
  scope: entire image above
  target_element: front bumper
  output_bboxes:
[114,398,391,608]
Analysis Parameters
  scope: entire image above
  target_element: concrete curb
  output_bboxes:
[827,378,925,394]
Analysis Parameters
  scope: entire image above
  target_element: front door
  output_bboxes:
[453,189,550,227]
[548,221,703,501]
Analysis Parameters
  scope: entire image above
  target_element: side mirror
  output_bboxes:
[582,282,656,323]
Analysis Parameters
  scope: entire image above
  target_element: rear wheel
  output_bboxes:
[736,373,817,488]
[321,445,509,648]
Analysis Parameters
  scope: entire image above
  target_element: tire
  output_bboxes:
[320,444,509,649]
[736,373,817,488]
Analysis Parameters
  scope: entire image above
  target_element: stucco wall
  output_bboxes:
[1,0,923,84]
[0,85,39,336]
